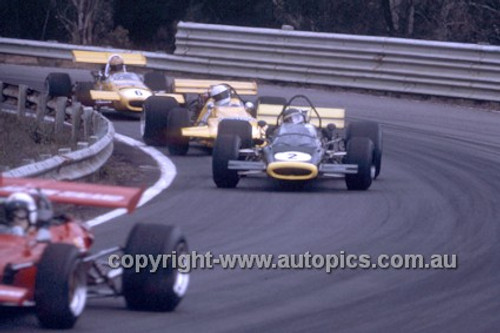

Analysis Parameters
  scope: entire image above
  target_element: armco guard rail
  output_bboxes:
[1,21,500,102]
[1,81,114,180]
[174,22,500,102]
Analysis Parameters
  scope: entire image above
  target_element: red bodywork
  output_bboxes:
[0,176,144,307]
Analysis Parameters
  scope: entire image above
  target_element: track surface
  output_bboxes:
[1,64,499,332]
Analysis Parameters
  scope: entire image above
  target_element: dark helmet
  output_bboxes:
[283,108,305,124]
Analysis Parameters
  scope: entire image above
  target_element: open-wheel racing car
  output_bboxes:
[44,50,186,113]
[140,81,261,155]
[212,95,383,190]
[0,176,189,329]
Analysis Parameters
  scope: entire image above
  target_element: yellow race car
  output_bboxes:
[140,81,262,155]
[44,51,185,113]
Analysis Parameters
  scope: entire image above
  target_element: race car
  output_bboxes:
[0,176,189,329]
[44,50,186,113]
[212,95,383,190]
[140,82,260,155]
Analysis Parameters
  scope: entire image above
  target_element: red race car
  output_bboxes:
[0,176,189,329]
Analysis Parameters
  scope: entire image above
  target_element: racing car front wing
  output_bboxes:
[228,160,359,177]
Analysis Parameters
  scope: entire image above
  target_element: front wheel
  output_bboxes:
[212,134,241,188]
[35,243,87,329]
[346,121,382,178]
[345,137,374,191]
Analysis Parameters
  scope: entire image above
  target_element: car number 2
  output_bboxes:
[274,151,312,162]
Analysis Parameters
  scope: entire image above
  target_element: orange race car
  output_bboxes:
[0,176,189,329]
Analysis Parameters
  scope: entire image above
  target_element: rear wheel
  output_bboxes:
[345,137,374,191]
[213,134,241,188]
[218,119,252,149]
[166,107,190,155]
[141,96,179,146]
[35,243,87,329]
[144,71,170,92]
[45,73,72,98]
[123,223,189,312]
[346,121,382,178]
[75,81,95,106]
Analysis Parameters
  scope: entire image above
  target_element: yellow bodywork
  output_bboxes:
[267,161,319,180]
[257,104,345,129]
[72,50,258,115]
[178,79,259,146]
[173,79,257,95]
[181,101,261,145]
[72,50,147,65]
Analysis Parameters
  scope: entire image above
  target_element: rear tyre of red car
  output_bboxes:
[141,96,178,146]
[35,243,87,329]
[45,72,72,98]
[123,223,189,312]
[166,107,190,155]
[345,137,374,191]
[213,134,241,188]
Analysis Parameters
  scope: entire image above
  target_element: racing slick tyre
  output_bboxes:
[218,119,252,149]
[345,137,374,191]
[75,81,95,106]
[144,71,171,92]
[35,243,87,329]
[141,96,179,146]
[213,134,241,188]
[45,72,72,98]
[166,107,190,155]
[346,121,383,179]
[123,223,189,312]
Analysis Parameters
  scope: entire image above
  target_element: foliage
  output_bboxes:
[0,0,498,50]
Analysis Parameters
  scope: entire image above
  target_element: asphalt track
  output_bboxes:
[1,64,499,332]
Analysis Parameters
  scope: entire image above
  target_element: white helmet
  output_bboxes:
[210,84,231,106]
[4,192,38,226]
[108,54,125,72]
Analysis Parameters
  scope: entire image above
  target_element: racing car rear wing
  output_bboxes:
[72,50,147,66]
[0,176,144,213]
[256,103,345,129]
[172,79,258,95]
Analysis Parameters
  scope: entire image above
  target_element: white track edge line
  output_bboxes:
[86,133,176,227]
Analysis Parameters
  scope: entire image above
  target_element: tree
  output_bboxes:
[52,0,114,45]
[382,0,416,36]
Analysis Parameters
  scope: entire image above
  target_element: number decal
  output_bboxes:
[274,151,312,162]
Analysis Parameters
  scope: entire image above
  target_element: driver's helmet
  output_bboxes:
[3,192,37,232]
[210,84,231,106]
[283,108,305,124]
[108,54,125,73]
